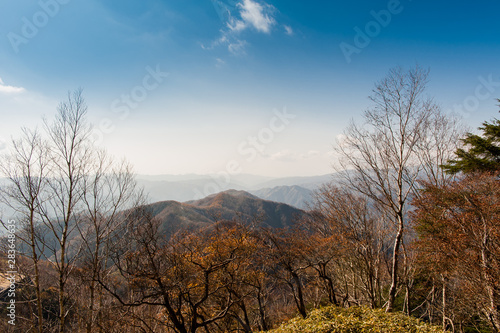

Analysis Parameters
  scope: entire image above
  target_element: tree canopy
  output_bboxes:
[443,101,500,174]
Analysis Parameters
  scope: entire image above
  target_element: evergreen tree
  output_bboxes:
[443,101,500,174]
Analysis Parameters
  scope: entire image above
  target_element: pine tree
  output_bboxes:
[443,101,500,174]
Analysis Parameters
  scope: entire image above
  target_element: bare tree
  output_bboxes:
[1,89,145,333]
[35,89,95,333]
[416,111,465,188]
[101,212,254,333]
[311,185,392,309]
[75,152,144,333]
[335,66,462,312]
[262,228,310,318]
[0,128,49,333]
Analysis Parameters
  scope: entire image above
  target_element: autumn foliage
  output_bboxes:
[412,173,500,332]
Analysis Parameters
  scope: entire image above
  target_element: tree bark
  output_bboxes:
[386,214,403,312]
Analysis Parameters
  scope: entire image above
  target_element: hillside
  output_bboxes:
[146,189,307,233]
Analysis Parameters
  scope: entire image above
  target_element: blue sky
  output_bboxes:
[1,0,499,177]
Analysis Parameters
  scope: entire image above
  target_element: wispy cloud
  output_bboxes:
[284,25,294,36]
[205,0,281,56]
[233,0,275,33]
[215,58,226,68]
[0,78,25,94]
[228,40,248,55]
[228,19,247,32]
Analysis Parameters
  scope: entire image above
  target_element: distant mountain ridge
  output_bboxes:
[0,174,330,222]
[251,185,314,209]
[146,189,307,233]
[135,173,334,208]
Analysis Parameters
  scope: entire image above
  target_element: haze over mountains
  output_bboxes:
[135,173,335,209]
[252,185,314,210]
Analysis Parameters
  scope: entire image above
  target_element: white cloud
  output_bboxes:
[201,35,228,50]
[0,78,25,94]
[228,17,247,32]
[269,149,296,161]
[205,0,282,56]
[284,25,293,36]
[238,0,275,33]
[201,34,247,56]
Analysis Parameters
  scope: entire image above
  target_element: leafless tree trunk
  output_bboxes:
[334,66,462,312]
[310,185,392,308]
[76,153,144,333]
[1,89,149,332]
[480,216,500,332]
[0,129,48,333]
[36,89,95,333]
[441,274,447,331]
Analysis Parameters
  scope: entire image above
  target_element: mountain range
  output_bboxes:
[1,188,309,260]
[135,173,335,208]
[0,173,334,222]
[251,185,314,209]
[146,189,308,234]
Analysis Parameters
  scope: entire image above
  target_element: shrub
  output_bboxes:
[265,306,445,333]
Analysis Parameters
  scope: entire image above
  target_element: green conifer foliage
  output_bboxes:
[443,101,500,174]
